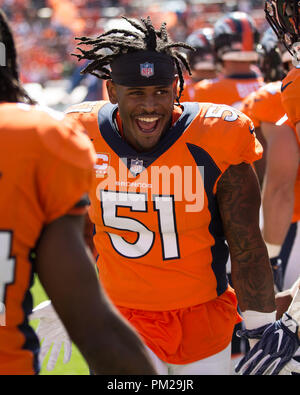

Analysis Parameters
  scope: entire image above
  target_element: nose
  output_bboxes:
[140,93,157,113]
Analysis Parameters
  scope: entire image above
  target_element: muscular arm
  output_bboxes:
[262,123,299,245]
[35,214,156,375]
[217,163,275,312]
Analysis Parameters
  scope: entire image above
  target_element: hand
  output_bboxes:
[29,300,72,371]
[235,312,300,375]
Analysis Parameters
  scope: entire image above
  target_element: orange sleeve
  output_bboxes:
[231,113,263,165]
[281,68,300,126]
[36,114,96,224]
[203,105,263,167]
[241,82,285,128]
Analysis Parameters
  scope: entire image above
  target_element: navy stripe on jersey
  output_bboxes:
[97,102,200,171]
[186,143,229,296]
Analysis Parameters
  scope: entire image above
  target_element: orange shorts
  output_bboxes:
[118,286,242,365]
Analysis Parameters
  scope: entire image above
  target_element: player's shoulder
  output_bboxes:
[198,102,253,129]
[195,102,260,164]
[28,104,96,170]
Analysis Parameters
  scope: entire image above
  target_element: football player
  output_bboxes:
[241,27,289,188]
[233,0,300,374]
[263,1,300,292]
[0,8,156,375]
[180,27,217,102]
[33,15,285,375]
[240,22,300,331]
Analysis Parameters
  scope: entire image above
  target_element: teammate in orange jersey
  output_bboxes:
[240,27,291,187]
[180,28,217,102]
[263,0,300,289]
[239,27,287,189]
[232,0,300,375]
[192,12,264,362]
[240,28,299,297]
[33,15,280,375]
[193,12,264,110]
[0,9,156,375]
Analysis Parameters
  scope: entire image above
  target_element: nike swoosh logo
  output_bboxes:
[281,81,293,92]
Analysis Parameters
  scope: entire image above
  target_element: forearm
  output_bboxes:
[230,244,276,312]
[77,306,156,375]
[262,122,299,246]
[217,163,276,313]
[262,185,294,245]
[36,215,156,375]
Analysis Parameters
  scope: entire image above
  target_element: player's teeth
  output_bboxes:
[137,117,159,122]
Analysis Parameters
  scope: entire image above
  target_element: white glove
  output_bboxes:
[29,300,72,371]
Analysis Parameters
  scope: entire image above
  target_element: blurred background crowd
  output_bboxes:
[0,0,268,107]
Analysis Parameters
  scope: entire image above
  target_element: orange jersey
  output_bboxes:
[0,103,95,374]
[66,101,261,362]
[240,81,285,128]
[281,66,300,126]
[66,100,261,363]
[66,101,261,311]
[193,74,264,110]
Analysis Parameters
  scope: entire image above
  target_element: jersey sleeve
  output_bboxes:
[203,104,263,168]
[241,83,285,128]
[229,112,263,166]
[281,68,300,126]
[36,111,96,224]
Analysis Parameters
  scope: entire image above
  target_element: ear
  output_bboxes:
[106,80,118,104]
[173,76,179,96]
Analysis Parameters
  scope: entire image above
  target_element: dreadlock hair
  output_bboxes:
[0,9,35,104]
[73,16,195,104]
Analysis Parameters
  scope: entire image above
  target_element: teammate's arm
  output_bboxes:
[35,213,156,375]
[217,162,276,313]
[252,126,267,188]
[262,123,299,246]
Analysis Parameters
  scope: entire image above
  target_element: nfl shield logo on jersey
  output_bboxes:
[140,62,154,78]
[130,158,144,175]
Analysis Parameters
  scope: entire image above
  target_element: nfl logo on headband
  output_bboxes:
[140,62,154,78]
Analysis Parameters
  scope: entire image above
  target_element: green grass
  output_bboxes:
[31,275,89,375]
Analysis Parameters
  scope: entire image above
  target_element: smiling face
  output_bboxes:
[107,79,178,152]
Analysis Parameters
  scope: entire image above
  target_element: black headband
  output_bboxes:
[110,50,176,86]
